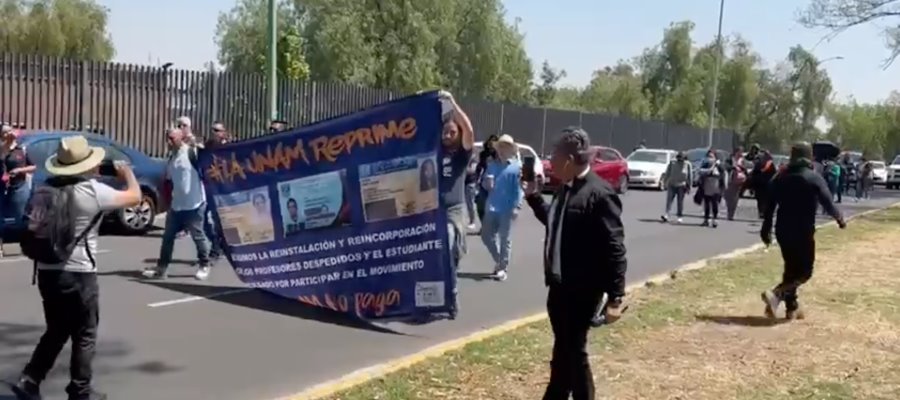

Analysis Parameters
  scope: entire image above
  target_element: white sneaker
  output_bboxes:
[195,266,211,281]
[492,270,508,282]
[676,217,683,224]
[467,223,477,231]
[142,267,167,279]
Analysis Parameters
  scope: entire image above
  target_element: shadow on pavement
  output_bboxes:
[0,322,181,398]
[457,272,496,282]
[695,314,789,327]
[116,275,407,335]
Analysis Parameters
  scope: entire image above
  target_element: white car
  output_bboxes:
[886,155,900,190]
[626,149,677,190]
[871,161,887,184]
[473,141,545,186]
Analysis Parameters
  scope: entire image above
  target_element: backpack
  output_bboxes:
[21,177,103,283]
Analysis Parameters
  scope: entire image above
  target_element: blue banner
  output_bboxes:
[199,92,453,321]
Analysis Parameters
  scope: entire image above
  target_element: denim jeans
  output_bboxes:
[664,186,686,217]
[480,211,514,271]
[0,183,30,240]
[204,210,222,259]
[23,270,99,398]
[157,203,211,269]
[464,183,477,225]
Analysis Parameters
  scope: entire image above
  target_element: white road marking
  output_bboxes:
[0,249,111,264]
[147,288,252,308]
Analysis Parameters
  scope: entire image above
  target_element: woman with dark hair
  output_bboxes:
[723,146,747,220]
[419,158,437,191]
[698,149,726,227]
[474,135,499,223]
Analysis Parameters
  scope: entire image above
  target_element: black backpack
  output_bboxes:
[21,177,103,282]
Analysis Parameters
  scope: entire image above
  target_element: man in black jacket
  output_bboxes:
[760,142,846,320]
[524,127,628,400]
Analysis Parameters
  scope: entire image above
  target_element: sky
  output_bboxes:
[100,0,899,104]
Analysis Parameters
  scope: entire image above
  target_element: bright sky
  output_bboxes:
[101,0,898,104]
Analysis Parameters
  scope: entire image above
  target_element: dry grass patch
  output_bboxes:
[326,207,900,400]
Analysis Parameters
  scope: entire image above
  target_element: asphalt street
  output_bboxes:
[1,188,898,400]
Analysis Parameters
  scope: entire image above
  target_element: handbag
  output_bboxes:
[692,187,703,205]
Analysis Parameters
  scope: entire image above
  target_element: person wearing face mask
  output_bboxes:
[723,147,747,221]
[698,149,726,228]
[660,151,692,223]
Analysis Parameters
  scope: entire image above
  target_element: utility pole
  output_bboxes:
[267,0,278,122]
[707,0,725,148]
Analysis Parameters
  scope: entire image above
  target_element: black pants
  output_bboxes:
[23,270,99,399]
[775,234,815,311]
[703,195,720,220]
[543,284,603,400]
[754,187,769,219]
[475,190,488,223]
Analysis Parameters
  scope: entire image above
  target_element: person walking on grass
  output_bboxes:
[698,149,725,228]
[760,142,846,320]
[660,150,691,223]
[480,134,523,282]
[524,127,627,400]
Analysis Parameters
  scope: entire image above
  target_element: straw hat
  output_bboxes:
[45,136,106,176]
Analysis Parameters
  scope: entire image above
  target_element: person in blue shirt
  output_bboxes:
[480,134,523,281]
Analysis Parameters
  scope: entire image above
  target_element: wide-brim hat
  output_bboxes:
[496,134,516,146]
[45,135,106,176]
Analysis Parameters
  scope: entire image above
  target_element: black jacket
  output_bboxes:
[525,171,628,298]
[761,164,843,238]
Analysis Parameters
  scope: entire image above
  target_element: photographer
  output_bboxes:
[13,135,142,400]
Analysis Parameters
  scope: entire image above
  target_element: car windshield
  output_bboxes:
[871,161,885,169]
[628,151,668,163]
[892,156,900,165]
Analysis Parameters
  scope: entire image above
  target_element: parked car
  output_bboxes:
[544,146,628,193]
[685,147,730,187]
[870,161,887,184]
[14,131,168,234]
[625,148,677,190]
[887,155,900,190]
[473,141,545,190]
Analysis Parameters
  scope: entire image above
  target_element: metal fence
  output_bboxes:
[1,53,735,158]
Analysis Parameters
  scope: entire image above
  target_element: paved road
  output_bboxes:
[1,189,898,400]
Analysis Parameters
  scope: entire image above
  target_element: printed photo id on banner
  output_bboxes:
[198,91,455,321]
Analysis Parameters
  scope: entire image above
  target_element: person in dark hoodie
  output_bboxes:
[698,149,726,227]
[474,135,499,223]
[760,142,846,320]
[750,148,776,219]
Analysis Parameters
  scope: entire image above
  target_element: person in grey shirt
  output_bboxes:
[12,135,141,400]
[660,151,692,224]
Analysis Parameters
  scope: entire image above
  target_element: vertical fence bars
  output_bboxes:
[0,54,736,158]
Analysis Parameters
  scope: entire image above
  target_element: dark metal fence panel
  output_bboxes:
[542,109,581,155]
[580,113,614,148]
[610,115,642,154]
[500,103,543,151]
[642,120,667,149]
[1,54,735,160]
[456,97,501,142]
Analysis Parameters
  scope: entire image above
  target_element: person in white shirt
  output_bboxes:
[142,128,213,280]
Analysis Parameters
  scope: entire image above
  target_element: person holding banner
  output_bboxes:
[524,127,628,400]
[438,91,474,319]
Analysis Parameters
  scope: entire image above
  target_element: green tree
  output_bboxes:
[215,0,310,80]
[580,62,651,118]
[533,60,566,106]
[639,21,695,116]
[799,0,900,66]
[0,0,114,61]
[716,36,759,131]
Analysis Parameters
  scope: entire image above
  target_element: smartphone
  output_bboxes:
[521,156,536,182]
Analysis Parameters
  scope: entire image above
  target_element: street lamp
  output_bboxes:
[707,0,725,149]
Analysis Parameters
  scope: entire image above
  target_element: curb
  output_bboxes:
[276,201,899,400]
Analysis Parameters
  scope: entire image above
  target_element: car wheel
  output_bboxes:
[617,175,628,194]
[118,192,157,234]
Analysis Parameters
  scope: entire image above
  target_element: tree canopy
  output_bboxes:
[0,0,114,61]
[799,0,900,67]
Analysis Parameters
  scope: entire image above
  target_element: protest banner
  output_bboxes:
[198,91,454,321]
